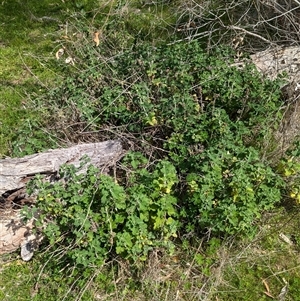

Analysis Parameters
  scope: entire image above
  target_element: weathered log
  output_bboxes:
[0,212,34,258]
[0,140,125,257]
[250,46,300,82]
[0,140,124,196]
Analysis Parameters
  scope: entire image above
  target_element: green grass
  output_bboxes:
[213,208,300,300]
[0,259,33,301]
[0,0,64,156]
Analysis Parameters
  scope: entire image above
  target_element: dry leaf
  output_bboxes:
[93,31,101,46]
[279,233,293,245]
[278,279,288,301]
[157,273,173,282]
[264,291,275,299]
[65,57,75,65]
[262,279,270,293]
[55,48,64,60]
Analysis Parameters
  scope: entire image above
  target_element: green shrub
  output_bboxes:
[182,109,284,234]
[43,39,283,131]
[25,37,293,266]
[24,154,179,267]
[276,141,300,203]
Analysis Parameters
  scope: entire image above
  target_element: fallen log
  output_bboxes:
[250,46,300,83]
[0,140,125,258]
[0,140,124,195]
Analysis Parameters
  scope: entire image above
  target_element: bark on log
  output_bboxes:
[0,140,124,196]
[250,46,300,82]
[0,212,34,258]
[0,140,125,257]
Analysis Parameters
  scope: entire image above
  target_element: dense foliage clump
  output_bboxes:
[23,38,296,269]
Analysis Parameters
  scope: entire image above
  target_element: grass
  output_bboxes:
[0,0,64,156]
[213,208,300,300]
